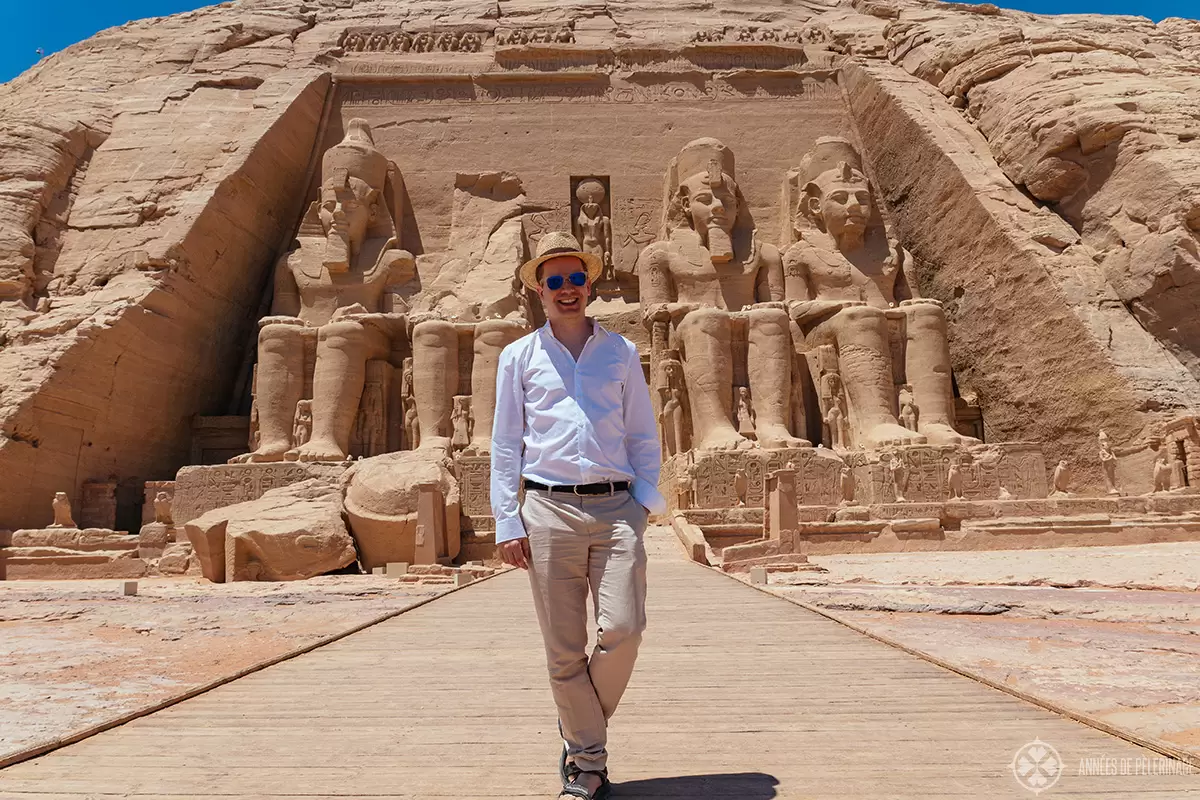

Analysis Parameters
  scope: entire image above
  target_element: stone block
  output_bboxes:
[749,567,768,585]
[123,581,138,596]
[185,478,356,583]
[173,463,351,526]
[453,571,473,587]
[344,451,462,571]
[158,543,195,576]
[138,522,173,559]
[386,562,409,576]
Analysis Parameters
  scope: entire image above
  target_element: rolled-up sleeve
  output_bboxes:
[622,342,666,514]
[490,343,527,542]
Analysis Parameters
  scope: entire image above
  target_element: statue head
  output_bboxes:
[663,138,749,263]
[784,137,876,250]
[315,119,395,271]
[576,179,606,219]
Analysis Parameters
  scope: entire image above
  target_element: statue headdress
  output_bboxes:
[658,137,753,256]
[780,136,872,245]
[299,118,402,243]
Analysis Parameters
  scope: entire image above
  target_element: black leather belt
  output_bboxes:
[524,479,630,496]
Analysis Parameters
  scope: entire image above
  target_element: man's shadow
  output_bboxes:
[614,772,778,798]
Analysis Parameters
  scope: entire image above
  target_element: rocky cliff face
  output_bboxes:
[1,0,1197,527]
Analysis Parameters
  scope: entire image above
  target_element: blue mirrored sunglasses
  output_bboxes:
[544,271,588,291]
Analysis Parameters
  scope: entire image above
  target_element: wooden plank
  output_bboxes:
[1,529,1196,798]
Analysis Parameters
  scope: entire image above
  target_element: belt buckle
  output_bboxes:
[573,484,585,496]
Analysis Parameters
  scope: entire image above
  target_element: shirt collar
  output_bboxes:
[538,318,607,347]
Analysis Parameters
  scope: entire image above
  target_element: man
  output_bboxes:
[491,231,666,800]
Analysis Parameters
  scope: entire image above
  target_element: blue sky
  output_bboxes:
[0,0,1194,84]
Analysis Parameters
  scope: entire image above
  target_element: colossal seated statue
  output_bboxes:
[636,138,809,451]
[782,137,977,449]
[236,119,416,464]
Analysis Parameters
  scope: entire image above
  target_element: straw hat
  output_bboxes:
[518,231,603,291]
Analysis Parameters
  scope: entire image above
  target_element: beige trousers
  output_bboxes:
[521,488,649,774]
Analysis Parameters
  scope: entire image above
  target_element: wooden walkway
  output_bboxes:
[1,529,1196,799]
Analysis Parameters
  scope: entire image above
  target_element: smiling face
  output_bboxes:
[536,255,591,324]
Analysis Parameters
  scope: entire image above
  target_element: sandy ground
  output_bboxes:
[0,575,454,763]
[798,541,1200,591]
[755,541,1200,762]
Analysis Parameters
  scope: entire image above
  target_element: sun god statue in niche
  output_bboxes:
[234,119,416,464]
[782,137,976,450]
[637,137,810,451]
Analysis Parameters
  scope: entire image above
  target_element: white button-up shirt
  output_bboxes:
[490,320,666,543]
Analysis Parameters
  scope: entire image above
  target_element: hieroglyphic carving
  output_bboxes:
[339,74,828,106]
[861,445,1047,503]
[455,456,491,517]
[688,448,835,509]
[615,198,658,275]
[522,205,572,252]
[173,463,351,525]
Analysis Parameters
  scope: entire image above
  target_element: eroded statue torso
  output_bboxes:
[782,232,901,308]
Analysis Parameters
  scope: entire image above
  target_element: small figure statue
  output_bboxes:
[675,472,692,511]
[947,460,964,500]
[820,370,851,449]
[733,468,748,507]
[882,450,907,502]
[825,403,847,450]
[1049,459,1071,497]
[153,491,173,525]
[356,384,385,458]
[839,465,855,506]
[575,178,615,291]
[899,386,919,433]
[659,359,687,458]
[1152,450,1173,493]
[249,403,261,452]
[1098,430,1119,496]
[451,396,473,452]
[735,387,757,440]
[50,491,76,528]
[404,396,420,451]
[292,399,313,448]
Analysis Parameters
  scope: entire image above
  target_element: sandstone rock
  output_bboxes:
[137,522,173,559]
[413,172,533,323]
[343,449,462,570]
[184,479,356,582]
[156,542,196,576]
